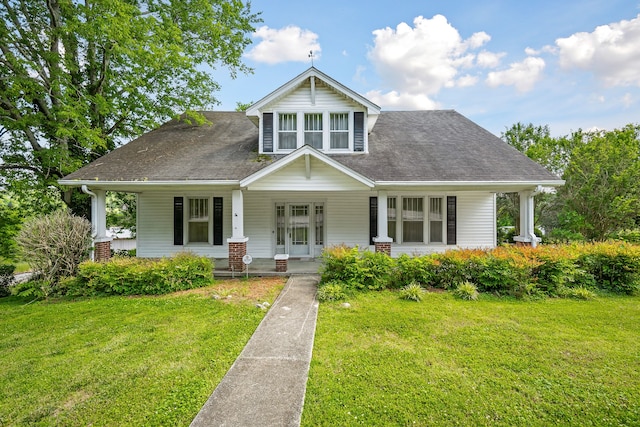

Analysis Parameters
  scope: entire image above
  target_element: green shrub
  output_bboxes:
[11,279,54,300]
[394,254,437,288]
[317,282,347,302]
[579,243,640,294]
[72,252,214,296]
[452,282,479,301]
[432,250,480,289]
[320,246,394,291]
[0,264,15,297]
[558,286,597,300]
[609,229,640,243]
[475,248,536,295]
[399,282,425,302]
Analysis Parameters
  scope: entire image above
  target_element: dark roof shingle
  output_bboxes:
[62,110,560,183]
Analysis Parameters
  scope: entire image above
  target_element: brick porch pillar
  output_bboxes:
[228,238,248,272]
[374,241,391,255]
[94,238,112,262]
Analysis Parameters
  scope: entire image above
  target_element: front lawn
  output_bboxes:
[302,292,640,426]
[0,277,285,426]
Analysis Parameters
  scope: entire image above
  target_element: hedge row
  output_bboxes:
[320,243,640,297]
[64,252,214,296]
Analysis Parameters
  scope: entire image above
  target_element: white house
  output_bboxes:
[60,67,563,270]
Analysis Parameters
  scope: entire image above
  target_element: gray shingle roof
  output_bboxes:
[61,110,560,184]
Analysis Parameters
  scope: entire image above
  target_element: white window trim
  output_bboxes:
[328,111,353,152]
[387,194,448,245]
[273,111,355,153]
[185,196,213,245]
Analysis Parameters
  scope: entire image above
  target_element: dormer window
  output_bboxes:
[330,113,349,149]
[278,113,297,150]
[304,113,323,149]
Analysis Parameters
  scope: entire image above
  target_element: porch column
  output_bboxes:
[513,189,540,248]
[227,189,248,271]
[82,186,112,262]
[373,190,392,255]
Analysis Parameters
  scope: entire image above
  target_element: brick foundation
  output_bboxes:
[374,242,391,255]
[515,240,533,247]
[228,240,247,272]
[95,240,111,262]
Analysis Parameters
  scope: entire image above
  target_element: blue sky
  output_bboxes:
[214,0,640,137]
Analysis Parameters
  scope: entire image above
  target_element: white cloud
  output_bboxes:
[365,90,439,110]
[485,57,545,92]
[367,14,503,109]
[456,74,479,87]
[245,26,321,64]
[369,15,493,94]
[476,50,506,68]
[555,14,640,86]
[621,93,634,107]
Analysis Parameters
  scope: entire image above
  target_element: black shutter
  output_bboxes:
[369,197,378,245]
[174,197,184,246]
[447,196,457,245]
[354,112,364,152]
[263,112,273,152]
[213,197,223,246]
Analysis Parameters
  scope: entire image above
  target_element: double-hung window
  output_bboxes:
[429,197,444,243]
[387,197,397,242]
[402,197,424,242]
[278,113,297,150]
[304,113,323,149]
[188,198,209,243]
[330,113,349,149]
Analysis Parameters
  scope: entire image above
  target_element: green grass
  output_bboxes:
[0,281,283,426]
[302,291,640,427]
[0,257,30,273]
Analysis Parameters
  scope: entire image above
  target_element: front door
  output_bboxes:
[275,202,324,257]
[289,204,310,256]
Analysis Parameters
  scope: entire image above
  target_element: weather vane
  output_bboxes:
[308,50,314,66]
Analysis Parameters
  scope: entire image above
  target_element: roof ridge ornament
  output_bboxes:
[308,50,315,66]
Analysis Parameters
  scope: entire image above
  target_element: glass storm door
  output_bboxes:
[289,204,310,256]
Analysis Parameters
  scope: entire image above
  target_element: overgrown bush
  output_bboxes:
[319,243,640,299]
[71,252,213,296]
[317,282,347,302]
[16,209,92,285]
[395,254,437,288]
[399,282,425,302]
[0,264,15,297]
[320,245,394,291]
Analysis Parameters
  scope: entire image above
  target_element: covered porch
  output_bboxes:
[212,257,323,278]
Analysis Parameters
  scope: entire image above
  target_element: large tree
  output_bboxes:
[559,125,640,240]
[0,0,259,214]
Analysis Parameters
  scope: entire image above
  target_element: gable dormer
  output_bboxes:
[246,67,380,154]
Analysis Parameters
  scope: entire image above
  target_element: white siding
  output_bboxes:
[242,191,371,257]
[390,192,496,256]
[247,157,370,192]
[136,189,496,259]
[267,80,362,112]
[137,190,232,258]
[456,192,496,249]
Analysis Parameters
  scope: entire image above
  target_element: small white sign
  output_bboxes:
[242,254,253,265]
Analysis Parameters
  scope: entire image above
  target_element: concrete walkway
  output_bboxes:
[190,275,320,427]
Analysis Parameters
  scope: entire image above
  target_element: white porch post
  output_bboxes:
[373,190,392,254]
[231,189,245,239]
[227,189,248,271]
[82,186,112,261]
[93,189,108,241]
[513,189,540,248]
